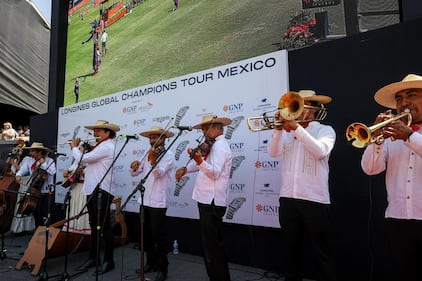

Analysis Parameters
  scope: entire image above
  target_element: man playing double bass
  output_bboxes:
[15,142,56,227]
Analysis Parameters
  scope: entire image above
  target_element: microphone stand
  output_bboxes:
[117,128,185,281]
[53,148,88,281]
[37,156,59,281]
[75,137,131,281]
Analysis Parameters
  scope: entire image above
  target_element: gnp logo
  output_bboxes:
[112,165,125,173]
[113,182,127,189]
[255,203,279,216]
[229,183,246,193]
[122,105,137,115]
[133,118,147,127]
[255,160,280,171]
[132,148,146,156]
[230,142,245,152]
[223,103,244,113]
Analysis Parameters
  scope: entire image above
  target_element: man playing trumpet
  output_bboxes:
[267,90,336,281]
[361,74,422,280]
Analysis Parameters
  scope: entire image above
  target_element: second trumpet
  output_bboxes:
[345,111,412,148]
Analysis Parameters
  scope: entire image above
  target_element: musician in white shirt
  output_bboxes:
[361,74,422,280]
[176,115,233,281]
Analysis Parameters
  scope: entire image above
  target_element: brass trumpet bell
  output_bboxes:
[345,111,412,148]
[247,92,304,132]
[278,91,304,120]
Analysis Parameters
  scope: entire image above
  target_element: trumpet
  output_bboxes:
[345,111,412,148]
[59,137,99,145]
[247,91,328,132]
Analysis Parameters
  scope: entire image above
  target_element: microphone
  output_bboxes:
[120,134,139,140]
[172,125,193,131]
[51,151,67,157]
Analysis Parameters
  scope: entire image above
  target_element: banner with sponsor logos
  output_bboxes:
[56,50,288,228]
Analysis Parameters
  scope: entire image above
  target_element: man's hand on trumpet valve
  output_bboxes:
[374,110,413,141]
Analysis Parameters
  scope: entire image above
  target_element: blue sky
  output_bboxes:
[32,0,52,24]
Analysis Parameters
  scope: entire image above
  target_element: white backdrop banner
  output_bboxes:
[56,50,289,228]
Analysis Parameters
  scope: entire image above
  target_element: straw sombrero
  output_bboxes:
[374,74,422,109]
[24,142,50,151]
[297,90,331,104]
[140,126,174,138]
[192,115,232,129]
[84,120,120,132]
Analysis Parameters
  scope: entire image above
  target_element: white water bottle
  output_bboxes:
[173,240,179,254]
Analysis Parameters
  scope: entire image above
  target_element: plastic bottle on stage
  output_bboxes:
[173,240,179,254]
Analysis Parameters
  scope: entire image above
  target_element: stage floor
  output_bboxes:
[0,231,284,281]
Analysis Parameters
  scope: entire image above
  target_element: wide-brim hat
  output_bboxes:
[192,115,232,129]
[24,142,50,151]
[84,120,120,132]
[374,74,422,109]
[140,126,174,138]
[298,90,332,104]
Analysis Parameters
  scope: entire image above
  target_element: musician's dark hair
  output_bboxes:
[33,148,48,156]
[105,128,116,139]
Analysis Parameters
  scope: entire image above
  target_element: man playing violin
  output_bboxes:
[130,126,175,281]
[175,114,233,281]
[361,74,422,280]
[268,90,336,281]
[15,142,56,227]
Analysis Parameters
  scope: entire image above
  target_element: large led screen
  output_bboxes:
[63,0,346,105]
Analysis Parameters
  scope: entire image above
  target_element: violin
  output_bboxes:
[30,166,47,190]
[148,144,165,164]
[189,139,214,158]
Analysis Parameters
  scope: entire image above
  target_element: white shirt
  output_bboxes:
[131,150,175,208]
[72,139,116,196]
[187,135,232,207]
[361,131,422,220]
[16,155,56,194]
[268,121,336,204]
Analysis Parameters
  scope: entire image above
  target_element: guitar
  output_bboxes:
[61,167,83,188]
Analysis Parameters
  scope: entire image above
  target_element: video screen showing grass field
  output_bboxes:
[64,0,346,106]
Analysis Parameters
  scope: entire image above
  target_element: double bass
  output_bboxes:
[16,162,47,216]
[0,144,23,233]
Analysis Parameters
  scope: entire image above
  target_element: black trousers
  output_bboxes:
[140,205,169,272]
[383,218,422,281]
[279,197,336,281]
[34,193,55,227]
[87,189,114,263]
[197,201,231,281]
